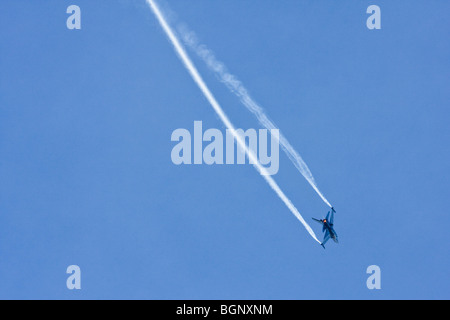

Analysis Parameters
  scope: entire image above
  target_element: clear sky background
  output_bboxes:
[0,0,449,299]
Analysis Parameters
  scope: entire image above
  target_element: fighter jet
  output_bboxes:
[313,207,338,249]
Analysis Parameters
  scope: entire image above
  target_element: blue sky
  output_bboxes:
[0,0,449,299]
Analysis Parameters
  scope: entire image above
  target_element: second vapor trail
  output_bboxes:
[178,25,332,208]
[146,0,321,244]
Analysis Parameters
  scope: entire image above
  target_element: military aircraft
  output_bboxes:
[313,207,338,249]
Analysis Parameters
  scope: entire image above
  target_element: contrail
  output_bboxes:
[146,0,321,243]
[177,25,333,208]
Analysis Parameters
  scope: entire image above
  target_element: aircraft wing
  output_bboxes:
[330,209,335,225]
[322,229,331,246]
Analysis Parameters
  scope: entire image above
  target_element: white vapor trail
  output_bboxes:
[177,26,332,208]
[146,0,321,244]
